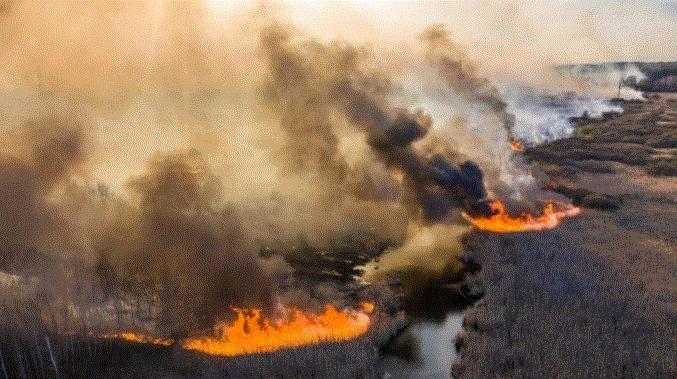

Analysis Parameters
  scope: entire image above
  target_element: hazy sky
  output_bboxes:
[2,0,674,191]
[210,0,677,72]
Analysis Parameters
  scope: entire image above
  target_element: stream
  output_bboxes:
[381,312,465,379]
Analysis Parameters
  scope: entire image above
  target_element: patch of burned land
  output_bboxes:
[269,236,483,320]
[456,95,677,379]
[261,233,390,286]
[0,328,383,379]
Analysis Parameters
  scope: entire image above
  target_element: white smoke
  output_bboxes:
[554,63,648,100]
[496,82,623,145]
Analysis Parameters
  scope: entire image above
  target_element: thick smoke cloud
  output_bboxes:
[0,114,91,272]
[0,0,604,337]
[0,114,277,334]
[259,25,492,223]
[122,150,273,330]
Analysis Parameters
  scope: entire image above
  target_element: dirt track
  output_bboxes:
[455,95,677,379]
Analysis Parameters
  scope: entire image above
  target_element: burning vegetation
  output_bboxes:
[183,303,373,356]
[0,1,594,376]
[462,200,581,233]
[102,302,374,356]
[100,332,174,347]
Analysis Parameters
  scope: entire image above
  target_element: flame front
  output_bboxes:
[511,139,523,151]
[182,304,372,356]
[462,200,581,233]
[100,332,173,346]
[100,304,373,356]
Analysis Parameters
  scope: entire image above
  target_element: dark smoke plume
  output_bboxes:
[0,116,278,335]
[259,25,491,223]
[120,150,274,332]
[0,114,90,273]
[0,3,567,341]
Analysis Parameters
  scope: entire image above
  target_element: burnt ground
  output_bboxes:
[455,94,677,379]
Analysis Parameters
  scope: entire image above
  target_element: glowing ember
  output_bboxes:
[462,200,581,233]
[511,139,523,151]
[360,301,375,314]
[100,332,174,346]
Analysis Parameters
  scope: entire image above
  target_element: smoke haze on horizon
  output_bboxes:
[262,0,677,71]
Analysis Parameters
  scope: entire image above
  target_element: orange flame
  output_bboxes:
[511,139,523,151]
[182,304,372,356]
[100,332,173,346]
[100,304,373,356]
[462,200,580,233]
[360,301,375,314]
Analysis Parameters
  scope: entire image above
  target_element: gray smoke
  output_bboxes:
[259,25,492,223]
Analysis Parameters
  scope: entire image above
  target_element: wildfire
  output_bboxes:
[462,200,581,233]
[182,304,372,356]
[101,303,374,356]
[360,301,375,313]
[511,139,523,151]
[100,332,173,346]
